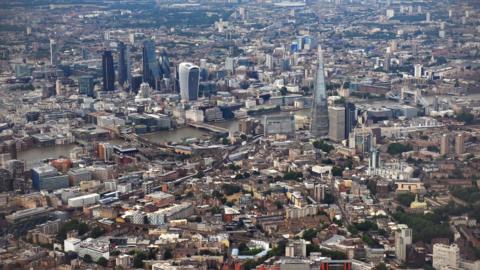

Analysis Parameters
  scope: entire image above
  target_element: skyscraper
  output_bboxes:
[310,48,329,137]
[395,227,412,262]
[117,41,128,87]
[78,75,94,97]
[102,50,115,91]
[159,49,171,79]
[345,102,356,140]
[50,39,58,66]
[142,40,160,90]
[328,106,345,142]
[178,62,200,102]
[455,133,465,156]
[440,133,449,155]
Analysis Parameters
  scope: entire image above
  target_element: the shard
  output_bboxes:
[310,47,329,137]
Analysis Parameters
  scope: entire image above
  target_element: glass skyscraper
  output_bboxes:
[102,50,115,91]
[142,40,160,90]
[310,48,329,137]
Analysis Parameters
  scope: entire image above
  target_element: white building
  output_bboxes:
[179,62,200,102]
[395,227,412,262]
[185,109,205,123]
[67,193,100,208]
[433,243,460,270]
[77,238,110,262]
[64,237,81,252]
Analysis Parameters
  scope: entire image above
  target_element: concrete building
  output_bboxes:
[31,165,69,191]
[64,237,81,252]
[395,227,412,262]
[67,193,100,208]
[440,133,449,155]
[179,62,200,102]
[414,64,423,78]
[328,106,346,142]
[77,238,110,262]
[455,133,465,155]
[264,114,295,137]
[433,243,460,270]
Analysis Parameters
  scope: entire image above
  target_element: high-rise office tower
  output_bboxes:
[131,75,143,94]
[328,106,346,142]
[384,53,391,72]
[179,62,200,102]
[117,41,128,87]
[310,48,329,137]
[142,40,160,89]
[50,39,58,65]
[455,133,465,156]
[102,50,115,91]
[225,57,235,73]
[433,96,439,111]
[265,54,274,70]
[345,102,356,140]
[440,133,449,155]
[55,79,63,96]
[395,227,412,262]
[369,148,380,171]
[414,64,422,78]
[159,49,171,79]
[78,75,94,97]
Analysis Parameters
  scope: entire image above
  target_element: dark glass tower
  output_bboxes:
[142,40,160,89]
[310,48,329,137]
[118,41,128,87]
[102,50,115,91]
[345,102,356,139]
[159,49,170,79]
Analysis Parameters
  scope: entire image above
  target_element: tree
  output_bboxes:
[97,257,108,267]
[303,228,318,241]
[456,112,474,124]
[83,254,93,263]
[331,166,344,177]
[280,86,288,96]
[133,251,147,268]
[195,171,205,178]
[274,200,284,209]
[387,143,413,155]
[396,192,416,207]
[91,226,105,238]
[374,263,388,270]
[283,171,303,181]
[312,140,334,153]
[427,145,439,152]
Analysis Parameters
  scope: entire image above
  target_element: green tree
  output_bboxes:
[456,112,474,124]
[303,228,318,241]
[396,192,416,207]
[331,166,344,177]
[374,263,388,270]
[91,227,105,238]
[312,140,334,153]
[164,249,173,259]
[387,143,413,155]
[133,251,147,268]
[280,86,288,96]
[83,254,93,263]
[97,257,108,267]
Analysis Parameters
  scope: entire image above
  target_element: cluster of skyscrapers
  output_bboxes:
[99,39,199,102]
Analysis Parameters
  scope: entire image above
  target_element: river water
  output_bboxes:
[16,93,480,166]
